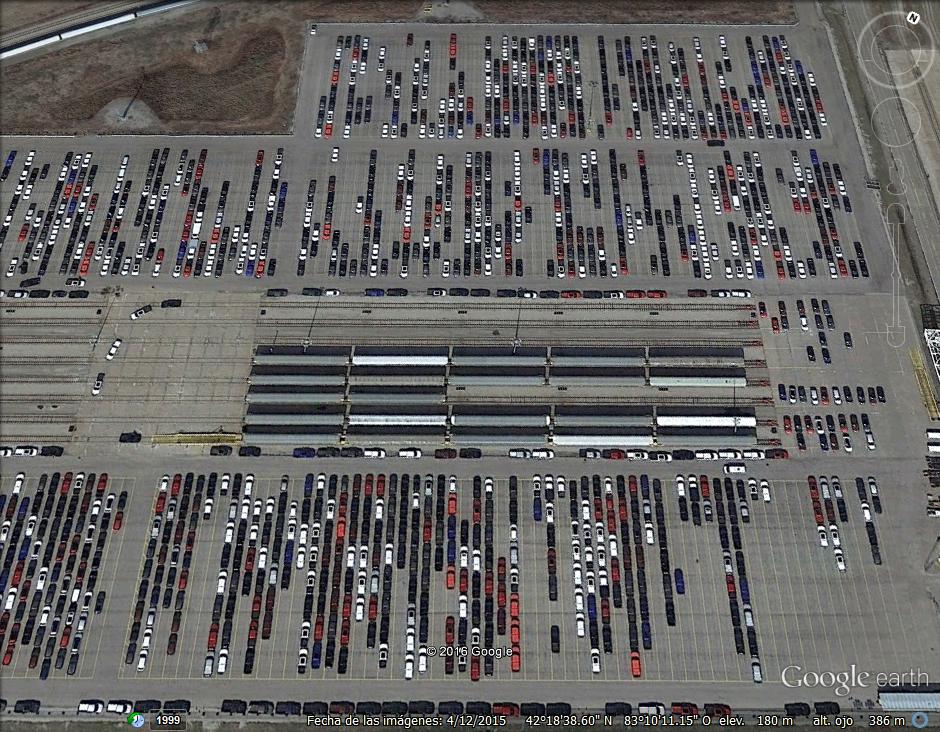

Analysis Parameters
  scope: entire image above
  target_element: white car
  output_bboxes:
[77,700,104,714]
[760,479,771,502]
[106,338,122,360]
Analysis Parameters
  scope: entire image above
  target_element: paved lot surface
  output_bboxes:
[1,2,939,724]
[0,452,936,714]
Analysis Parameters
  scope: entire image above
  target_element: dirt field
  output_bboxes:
[431,0,796,25]
[0,0,796,136]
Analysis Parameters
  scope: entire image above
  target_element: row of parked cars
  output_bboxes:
[1,472,120,678]
[7,698,844,718]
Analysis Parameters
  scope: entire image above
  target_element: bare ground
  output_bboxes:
[432,0,796,25]
[0,0,795,136]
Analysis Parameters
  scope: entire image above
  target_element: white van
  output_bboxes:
[639,702,666,714]
[724,463,747,474]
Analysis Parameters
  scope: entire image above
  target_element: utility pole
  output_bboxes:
[511,302,523,353]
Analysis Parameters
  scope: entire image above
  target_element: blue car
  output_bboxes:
[533,497,542,521]
[674,568,685,594]
[293,447,317,459]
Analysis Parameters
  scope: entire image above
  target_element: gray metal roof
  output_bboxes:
[248,374,345,386]
[243,414,345,425]
[253,354,348,365]
[553,415,652,426]
[649,376,747,387]
[246,393,344,405]
[552,346,645,358]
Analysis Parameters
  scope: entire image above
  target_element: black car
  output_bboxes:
[784,702,811,717]
[521,702,546,715]
[550,624,560,652]
[302,702,328,716]
[605,702,632,715]
[14,699,41,714]
[134,699,161,713]
[238,445,261,457]
[119,431,142,444]
[275,701,301,716]
[438,701,463,715]
[160,298,182,308]
[814,702,840,715]
[210,445,233,456]
[408,701,435,714]
[222,699,247,714]
[458,447,482,459]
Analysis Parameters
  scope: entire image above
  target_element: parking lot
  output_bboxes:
[0,454,935,714]
[1,3,939,722]
[0,19,892,296]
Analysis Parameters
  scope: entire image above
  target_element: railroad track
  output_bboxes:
[263,300,754,313]
[2,319,104,328]
[0,1,145,48]
[1,414,77,423]
[262,318,759,330]
[263,336,764,347]
[447,395,769,406]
